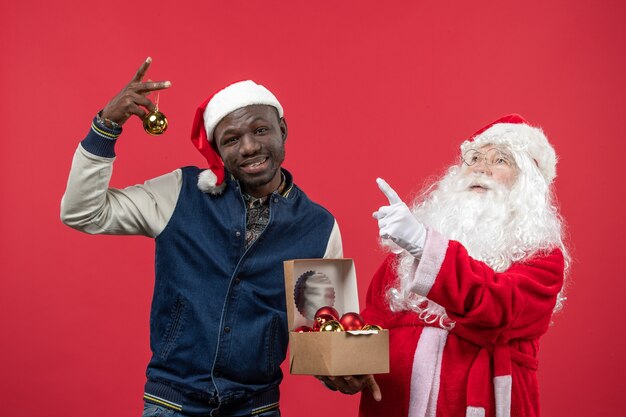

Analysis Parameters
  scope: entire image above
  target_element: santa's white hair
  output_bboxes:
[387,143,570,324]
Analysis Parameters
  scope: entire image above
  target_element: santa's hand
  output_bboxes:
[373,178,426,257]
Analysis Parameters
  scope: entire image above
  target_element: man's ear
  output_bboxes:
[280,117,288,143]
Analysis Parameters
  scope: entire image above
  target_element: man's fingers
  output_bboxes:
[129,58,171,93]
[127,103,149,120]
[127,92,155,110]
[139,79,168,96]
[135,80,172,94]
[317,374,380,396]
[131,57,152,83]
[376,178,402,205]
[365,375,382,402]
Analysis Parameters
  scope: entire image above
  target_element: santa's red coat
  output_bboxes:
[359,230,564,417]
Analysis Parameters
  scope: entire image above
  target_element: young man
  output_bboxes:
[61,58,342,417]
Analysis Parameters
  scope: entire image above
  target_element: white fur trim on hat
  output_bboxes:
[197,169,227,195]
[203,80,283,142]
[460,123,557,183]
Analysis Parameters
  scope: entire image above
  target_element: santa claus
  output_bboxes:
[321,114,569,417]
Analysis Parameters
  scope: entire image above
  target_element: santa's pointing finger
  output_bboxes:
[373,178,426,257]
[376,178,403,205]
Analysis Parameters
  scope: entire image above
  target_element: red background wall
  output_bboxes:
[1,1,624,416]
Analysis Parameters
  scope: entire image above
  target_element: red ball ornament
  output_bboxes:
[313,314,336,331]
[294,325,313,333]
[314,306,340,321]
[339,312,365,331]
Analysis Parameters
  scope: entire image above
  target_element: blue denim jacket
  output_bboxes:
[144,167,336,416]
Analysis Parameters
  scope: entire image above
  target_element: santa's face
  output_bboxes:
[461,144,519,191]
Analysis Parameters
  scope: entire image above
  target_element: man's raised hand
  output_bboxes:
[101,57,171,126]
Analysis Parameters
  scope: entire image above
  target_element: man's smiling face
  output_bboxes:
[213,105,287,197]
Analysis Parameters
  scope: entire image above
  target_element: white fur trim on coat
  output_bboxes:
[409,229,449,297]
[409,327,448,417]
[494,375,512,417]
[466,407,486,417]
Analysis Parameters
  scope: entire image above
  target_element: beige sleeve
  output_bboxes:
[323,220,344,258]
[60,144,182,237]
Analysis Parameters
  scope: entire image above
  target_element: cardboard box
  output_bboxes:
[283,258,389,376]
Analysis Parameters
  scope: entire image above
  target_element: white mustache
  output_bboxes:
[457,174,502,191]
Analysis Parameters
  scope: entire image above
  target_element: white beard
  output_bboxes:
[388,164,567,319]
[413,170,521,271]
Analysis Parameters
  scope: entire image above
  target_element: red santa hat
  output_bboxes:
[460,114,557,184]
[190,80,284,194]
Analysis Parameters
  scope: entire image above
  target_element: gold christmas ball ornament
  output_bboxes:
[143,110,168,135]
[362,324,383,331]
[319,320,344,332]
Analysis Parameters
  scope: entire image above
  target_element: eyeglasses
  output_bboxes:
[461,148,515,168]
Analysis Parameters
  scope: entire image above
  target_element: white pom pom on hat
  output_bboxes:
[190,80,283,194]
[460,114,557,184]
